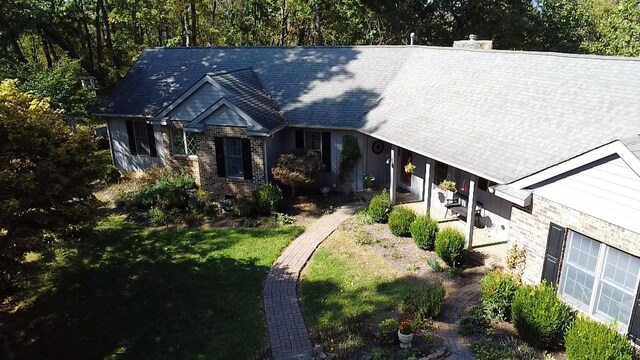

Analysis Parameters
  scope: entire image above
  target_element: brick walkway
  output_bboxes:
[433,283,481,360]
[264,205,356,360]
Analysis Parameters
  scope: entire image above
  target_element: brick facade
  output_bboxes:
[509,194,640,285]
[161,124,265,197]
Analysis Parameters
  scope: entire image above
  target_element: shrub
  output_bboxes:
[147,207,167,225]
[410,215,439,250]
[511,283,574,350]
[459,306,490,336]
[232,197,256,217]
[565,316,633,360]
[388,207,416,236]
[480,270,520,321]
[434,227,466,268]
[427,258,444,272]
[253,183,283,215]
[369,347,390,360]
[401,281,446,319]
[103,165,121,184]
[471,337,536,360]
[271,151,324,197]
[378,318,398,346]
[126,172,196,212]
[193,189,217,216]
[368,190,392,223]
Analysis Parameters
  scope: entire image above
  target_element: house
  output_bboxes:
[97,40,640,340]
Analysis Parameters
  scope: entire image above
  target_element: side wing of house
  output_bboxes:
[508,140,640,339]
[107,118,164,171]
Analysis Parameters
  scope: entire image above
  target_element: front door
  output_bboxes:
[400,149,412,186]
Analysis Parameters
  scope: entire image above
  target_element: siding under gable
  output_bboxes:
[202,104,247,127]
[533,155,640,234]
[167,83,226,121]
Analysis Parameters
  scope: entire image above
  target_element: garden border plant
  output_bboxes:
[388,207,416,237]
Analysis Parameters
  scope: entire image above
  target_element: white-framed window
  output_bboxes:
[225,137,243,178]
[170,128,198,156]
[304,131,322,153]
[133,122,151,156]
[560,231,640,330]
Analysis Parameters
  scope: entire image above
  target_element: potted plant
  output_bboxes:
[438,179,456,192]
[404,161,416,174]
[363,173,375,191]
[397,320,413,349]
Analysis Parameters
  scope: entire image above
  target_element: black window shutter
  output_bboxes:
[295,130,304,149]
[125,120,137,155]
[322,131,331,172]
[627,286,640,344]
[242,138,253,180]
[147,123,157,157]
[214,137,226,178]
[541,223,566,286]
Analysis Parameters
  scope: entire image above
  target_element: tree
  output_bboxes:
[0,80,101,289]
[271,151,324,197]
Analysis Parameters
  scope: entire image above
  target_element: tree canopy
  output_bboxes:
[1,0,639,89]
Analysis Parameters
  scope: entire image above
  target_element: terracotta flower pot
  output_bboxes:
[397,330,413,349]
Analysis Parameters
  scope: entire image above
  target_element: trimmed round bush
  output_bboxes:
[434,227,466,268]
[480,270,520,321]
[401,281,446,319]
[410,215,438,250]
[565,316,633,360]
[368,190,392,223]
[253,183,283,215]
[388,207,416,236]
[511,283,574,349]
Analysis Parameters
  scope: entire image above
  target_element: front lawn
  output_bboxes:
[1,215,302,360]
[299,218,424,358]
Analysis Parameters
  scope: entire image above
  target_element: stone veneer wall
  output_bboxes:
[160,124,265,196]
[509,194,640,285]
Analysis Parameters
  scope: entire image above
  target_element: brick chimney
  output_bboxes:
[453,34,493,50]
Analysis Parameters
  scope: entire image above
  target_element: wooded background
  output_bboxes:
[1,0,639,89]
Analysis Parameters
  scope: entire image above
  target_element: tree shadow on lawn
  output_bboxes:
[4,218,275,360]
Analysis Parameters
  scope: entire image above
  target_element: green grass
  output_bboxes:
[299,224,416,357]
[3,215,302,360]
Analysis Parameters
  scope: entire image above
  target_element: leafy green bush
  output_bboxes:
[103,165,121,184]
[147,207,167,225]
[459,306,490,336]
[388,207,416,236]
[401,281,445,319]
[512,283,574,350]
[434,227,466,268]
[253,183,283,215]
[193,189,217,216]
[480,270,520,321]
[369,347,391,360]
[232,197,256,217]
[368,190,392,223]
[565,316,634,360]
[125,172,196,212]
[378,318,398,346]
[410,215,439,250]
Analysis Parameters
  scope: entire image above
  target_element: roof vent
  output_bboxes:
[453,35,493,50]
[410,32,416,46]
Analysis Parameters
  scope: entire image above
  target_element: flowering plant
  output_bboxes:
[404,162,416,174]
[399,319,412,335]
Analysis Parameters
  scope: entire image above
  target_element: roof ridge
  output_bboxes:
[142,45,640,63]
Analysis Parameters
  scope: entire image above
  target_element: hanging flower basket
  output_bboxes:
[404,162,416,174]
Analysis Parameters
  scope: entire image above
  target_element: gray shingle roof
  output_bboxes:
[621,135,640,162]
[209,69,283,131]
[99,46,640,183]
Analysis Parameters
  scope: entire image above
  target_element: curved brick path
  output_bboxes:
[264,205,357,360]
[433,283,481,359]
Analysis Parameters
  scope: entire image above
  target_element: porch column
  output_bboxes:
[465,176,478,249]
[390,145,398,205]
[422,160,433,215]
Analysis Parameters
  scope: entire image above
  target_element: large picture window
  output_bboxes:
[560,231,640,329]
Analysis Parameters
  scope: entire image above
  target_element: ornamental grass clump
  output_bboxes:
[565,316,634,360]
[387,207,416,236]
[401,281,446,319]
[367,190,392,223]
[410,215,439,250]
[511,282,574,350]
